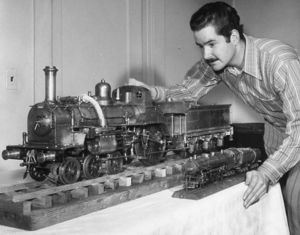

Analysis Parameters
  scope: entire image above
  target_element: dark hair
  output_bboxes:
[190,1,245,41]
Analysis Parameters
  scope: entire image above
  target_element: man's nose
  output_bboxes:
[203,47,212,60]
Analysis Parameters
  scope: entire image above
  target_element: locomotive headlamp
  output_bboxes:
[2,149,21,160]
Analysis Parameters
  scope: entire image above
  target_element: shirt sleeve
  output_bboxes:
[258,59,300,184]
[153,60,221,102]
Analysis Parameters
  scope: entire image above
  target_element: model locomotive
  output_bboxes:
[183,148,262,190]
[2,66,233,184]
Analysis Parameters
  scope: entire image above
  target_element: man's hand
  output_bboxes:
[243,170,269,208]
[128,78,150,89]
[128,78,158,99]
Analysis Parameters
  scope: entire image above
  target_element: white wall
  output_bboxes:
[0,0,34,171]
[34,0,134,99]
[234,0,300,52]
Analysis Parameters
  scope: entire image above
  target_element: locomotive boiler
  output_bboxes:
[183,148,262,190]
[2,66,233,185]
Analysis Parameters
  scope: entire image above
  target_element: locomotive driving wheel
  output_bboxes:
[58,157,81,184]
[82,154,103,179]
[134,125,166,166]
[29,166,49,181]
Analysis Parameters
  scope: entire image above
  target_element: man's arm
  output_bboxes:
[129,60,221,102]
[243,59,300,207]
[165,60,220,102]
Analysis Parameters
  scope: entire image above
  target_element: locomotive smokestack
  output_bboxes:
[44,66,58,102]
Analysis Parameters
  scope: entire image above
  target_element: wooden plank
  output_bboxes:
[10,159,187,203]
[51,191,71,205]
[0,181,43,194]
[131,173,144,184]
[155,168,166,178]
[144,170,152,180]
[22,174,183,230]
[71,188,89,199]
[0,200,31,215]
[88,183,104,196]
[32,196,52,209]
[165,166,173,175]
[118,177,131,187]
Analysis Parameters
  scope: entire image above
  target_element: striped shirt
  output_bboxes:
[154,35,300,184]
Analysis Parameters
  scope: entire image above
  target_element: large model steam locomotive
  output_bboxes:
[182,148,262,190]
[2,66,233,184]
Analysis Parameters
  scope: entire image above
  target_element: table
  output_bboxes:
[0,169,290,235]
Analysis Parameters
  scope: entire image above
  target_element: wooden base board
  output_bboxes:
[0,174,182,230]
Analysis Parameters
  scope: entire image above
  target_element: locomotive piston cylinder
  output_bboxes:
[44,66,58,102]
[36,151,56,163]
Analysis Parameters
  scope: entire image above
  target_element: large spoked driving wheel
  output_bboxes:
[82,155,103,179]
[134,126,166,166]
[58,157,81,184]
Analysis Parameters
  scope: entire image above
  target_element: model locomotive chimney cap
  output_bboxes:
[43,66,58,71]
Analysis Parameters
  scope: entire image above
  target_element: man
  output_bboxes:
[129,2,300,234]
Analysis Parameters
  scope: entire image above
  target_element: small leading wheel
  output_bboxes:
[82,155,103,179]
[29,166,49,181]
[58,157,81,184]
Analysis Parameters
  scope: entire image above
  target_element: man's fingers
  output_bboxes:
[243,171,257,200]
[244,185,266,208]
[245,171,252,185]
[243,171,269,208]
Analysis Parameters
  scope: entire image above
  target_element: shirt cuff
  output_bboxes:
[257,161,282,185]
[151,86,166,102]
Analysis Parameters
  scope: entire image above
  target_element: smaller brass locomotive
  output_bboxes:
[182,148,262,190]
[2,66,233,185]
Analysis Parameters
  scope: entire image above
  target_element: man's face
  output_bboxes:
[193,25,236,71]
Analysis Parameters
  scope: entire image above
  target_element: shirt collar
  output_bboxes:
[243,34,261,80]
[226,34,261,80]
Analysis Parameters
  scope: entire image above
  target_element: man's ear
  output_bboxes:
[230,29,240,45]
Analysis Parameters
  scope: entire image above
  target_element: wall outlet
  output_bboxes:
[5,68,17,90]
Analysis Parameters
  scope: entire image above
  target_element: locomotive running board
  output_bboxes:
[0,159,186,231]
[172,173,245,200]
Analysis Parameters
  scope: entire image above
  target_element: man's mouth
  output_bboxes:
[206,59,218,65]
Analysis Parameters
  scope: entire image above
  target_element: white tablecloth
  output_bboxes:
[0,170,290,235]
